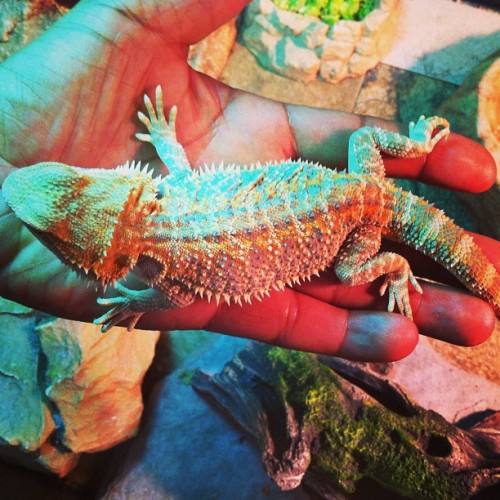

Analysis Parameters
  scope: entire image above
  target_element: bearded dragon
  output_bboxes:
[3,86,499,332]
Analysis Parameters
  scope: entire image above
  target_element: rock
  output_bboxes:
[437,52,500,239]
[478,56,500,170]
[390,338,500,423]
[192,344,499,498]
[322,38,355,61]
[273,6,314,37]
[239,0,399,83]
[277,37,321,82]
[102,330,500,498]
[101,332,310,499]
[319,59,347,82]
[188,19,237,79]
[240,18,279,72]
[0,298,159,475]
[298,21,328,50]
[0,0,67,63]
[329,19,363,42]
[41,319,159,454]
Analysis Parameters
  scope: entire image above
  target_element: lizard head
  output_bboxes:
[3,161,163,285]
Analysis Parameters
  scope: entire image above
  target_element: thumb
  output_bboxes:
[146,0,251,45]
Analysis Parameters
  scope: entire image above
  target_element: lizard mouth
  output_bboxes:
[27,225,101,282]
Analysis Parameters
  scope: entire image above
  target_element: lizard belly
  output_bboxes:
[161,213,353,299]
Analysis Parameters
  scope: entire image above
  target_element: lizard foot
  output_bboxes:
[135,85,178,146]
[379,270,423,320]
[408,115,450,151]
[95,282,168,333]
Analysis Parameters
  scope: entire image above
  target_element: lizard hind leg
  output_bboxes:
[408,115,450,150]
[334,226,423,320]
[348,116,450,178]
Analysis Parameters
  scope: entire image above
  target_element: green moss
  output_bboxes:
[272,0,376,25]
[265,347,472,498]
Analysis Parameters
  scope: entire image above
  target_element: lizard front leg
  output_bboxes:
[136,85,192,178]
[334,226,423,319]
[95,278,195,332]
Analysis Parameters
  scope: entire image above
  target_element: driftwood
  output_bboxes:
[192,344,499,499]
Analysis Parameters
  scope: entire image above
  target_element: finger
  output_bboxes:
[160,0,251,45]
[383,132,496,193]
[136,289,418,362]
[286,105,496,193]
[296,275,496,346]
[411,283,495,346]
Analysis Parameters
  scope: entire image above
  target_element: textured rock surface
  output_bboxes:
[101,331,500,498]
[478,56,500,170]
[239,0,399,83]
[437,52,500,242]
[0,298,159,475]
[102,332,310,499]
[188,19,237,79]
[0,0,66,62]
[193,345,499,498]
[439,51,500,176]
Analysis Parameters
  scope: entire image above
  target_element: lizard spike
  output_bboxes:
[214,293,221,305]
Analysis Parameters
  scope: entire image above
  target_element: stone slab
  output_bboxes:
[382,0,500,84]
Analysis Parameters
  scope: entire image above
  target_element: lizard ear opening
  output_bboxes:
[136,254,165,284]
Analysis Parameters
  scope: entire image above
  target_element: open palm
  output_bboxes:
[0,0,497,361]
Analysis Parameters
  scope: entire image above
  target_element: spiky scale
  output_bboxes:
[3,87,499,332]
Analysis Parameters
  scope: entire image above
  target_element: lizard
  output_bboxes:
[2,86,499,332]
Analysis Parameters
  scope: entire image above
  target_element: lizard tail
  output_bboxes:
[386,186,500,318]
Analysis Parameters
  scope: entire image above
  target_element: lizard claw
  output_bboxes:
[94,282,174,332]
[95,283,146,332]
[379,271,422,320]
[135,85,176,145]
[409,116,450,149]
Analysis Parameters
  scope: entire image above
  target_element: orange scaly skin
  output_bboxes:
[3,87,499,331]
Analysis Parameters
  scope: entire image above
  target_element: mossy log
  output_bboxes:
[192,344,499,499]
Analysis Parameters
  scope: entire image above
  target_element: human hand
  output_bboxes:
[0,0,497,361]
